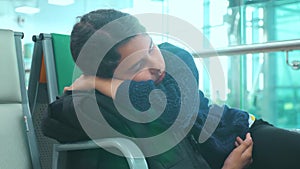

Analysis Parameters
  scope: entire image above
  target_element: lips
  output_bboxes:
[155,71,166,84]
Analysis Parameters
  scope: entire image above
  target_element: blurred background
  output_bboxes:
[1,0,300,129]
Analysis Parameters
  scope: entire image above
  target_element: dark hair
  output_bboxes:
[71,9,146,78]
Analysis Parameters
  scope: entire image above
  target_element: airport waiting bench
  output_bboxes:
[0,29,41,169]
[28,33,148,169]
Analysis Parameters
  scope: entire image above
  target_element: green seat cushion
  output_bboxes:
[51,33,82,95]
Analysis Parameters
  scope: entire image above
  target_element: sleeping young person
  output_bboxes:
[44,9,300,169]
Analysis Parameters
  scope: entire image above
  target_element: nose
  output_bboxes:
[146,54,165,72]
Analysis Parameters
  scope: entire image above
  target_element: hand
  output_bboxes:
[222,133,253,169]
[64,75,96,92]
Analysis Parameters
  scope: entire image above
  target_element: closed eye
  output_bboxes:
[148,38,154,54]
[129,59,145,73]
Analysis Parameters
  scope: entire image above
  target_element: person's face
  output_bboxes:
[114,34,165,83]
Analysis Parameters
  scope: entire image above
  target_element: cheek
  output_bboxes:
[132,70,152,81]
[154,48,165,68]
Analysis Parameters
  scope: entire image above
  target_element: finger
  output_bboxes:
[64,87,69,92]
[235,137,253,153]
[241,146,253,163]
[244,133,252,144]
[244,132,251,140]
[235,141,240,147]
[242,139,253,158]
[64,86,72,92]
[238,133,252,145]
[236,136,244,145]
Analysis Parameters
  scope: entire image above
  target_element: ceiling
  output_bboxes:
[0,0,134,17]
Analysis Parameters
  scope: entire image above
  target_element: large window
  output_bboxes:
[198,0,300,128]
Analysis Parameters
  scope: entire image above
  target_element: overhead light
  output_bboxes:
[15,6,40,14]
[48,0,74,6]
